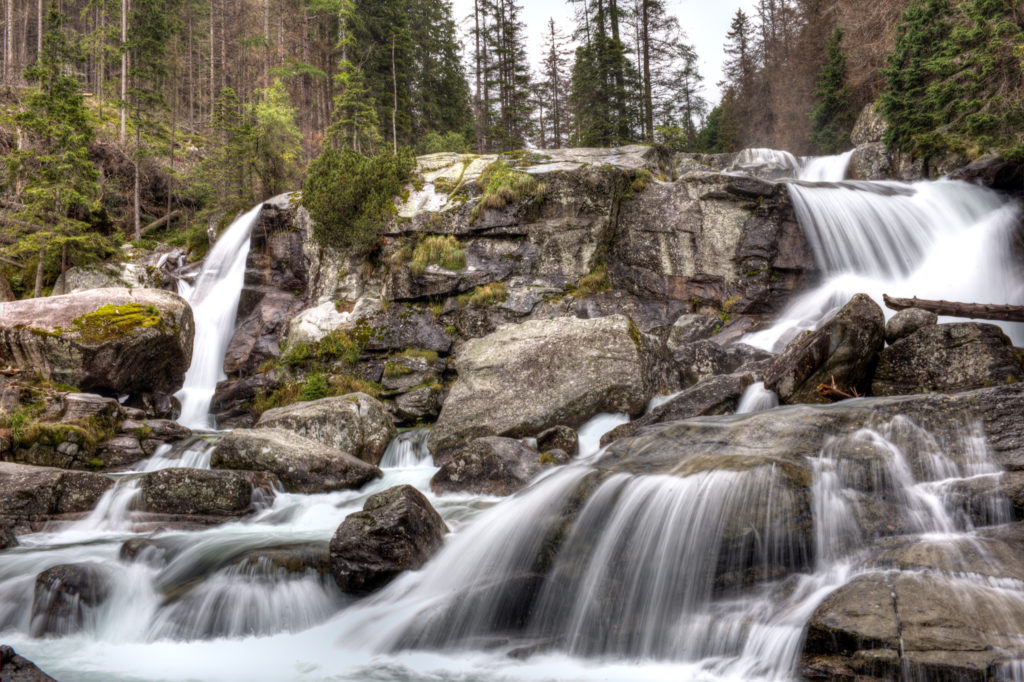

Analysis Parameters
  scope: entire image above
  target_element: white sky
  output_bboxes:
[449,0,760,109]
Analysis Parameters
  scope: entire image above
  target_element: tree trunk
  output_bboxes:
[36,0,41,56]
[120,0,128,146]
[34,248,44,298]
[883,294,1024,323]
[391,35,397,153]
[641,0,653,141]
[134,124,141,240]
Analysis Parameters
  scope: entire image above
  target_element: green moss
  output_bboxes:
[399,348,439,363]
[70,303,163,344]
[457,281,508,307]
[470,161,546,222]
[539,451,559,465]
[409,235,466,275]
[567,264,611,299]
[383,361,415,378]
[628,319,642,351]
[630,168,654,194]
[300,371,331,401]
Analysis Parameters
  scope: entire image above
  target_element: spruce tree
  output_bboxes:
[809,28,853,154]
[4,2,107,297]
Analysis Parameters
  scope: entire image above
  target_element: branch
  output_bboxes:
[140,210,182,236]
[883,294,1024,323]
[0,255,23,268]
[816,375,862,402]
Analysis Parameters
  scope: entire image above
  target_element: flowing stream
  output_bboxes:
[2,159,1024,680]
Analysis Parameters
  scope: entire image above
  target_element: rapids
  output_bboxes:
[3,153,1024,681]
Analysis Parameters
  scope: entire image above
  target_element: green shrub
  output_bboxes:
[302,147,416,252]
[409,235,465,275]
[300,372,330,401]
[420,130,471,154]
[315,329,361,365]
[282,340,311,367]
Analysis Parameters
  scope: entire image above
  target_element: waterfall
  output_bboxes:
[175,204,263,430]
[746,175,1024,351]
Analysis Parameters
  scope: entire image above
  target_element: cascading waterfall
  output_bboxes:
[4,155,1024,682]
[175,203,263,430]
[746,166,1024,351]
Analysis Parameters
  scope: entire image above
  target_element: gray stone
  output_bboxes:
[255,393,397,466]
[0,646,59,682]
[666,314,721,351]
[57,392,120,423]
[0,462,113,519]
[31,562,111,636]
[138,468,253,516]
[1,518,17,549]
[95,435,147,470]
[211,428,381,494]
[329,484,447,594]
[949,154,1024,192]
[674,340,774,387]
[601,373,756,447]
[431,436,550,496]
[537,425,578,457]
[872,323,1022,396]
[428,315,656,458]
[120,419,192,442]
[884,307,937,344]
[0,288,194,394]
[394,387,443,422]
[849,142,893,181]
[764,294,885,404]
[851,103,888,146]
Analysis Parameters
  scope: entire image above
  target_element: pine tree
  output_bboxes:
[251,78,302,196]
[3,2,108,297]
[809,28,853,154]
[536,17,571,148]
[330,0,382,153]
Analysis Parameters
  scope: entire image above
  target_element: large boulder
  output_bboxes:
[949,154,1024,192]
[138,468,253,516]
[850,102,887,146]
[872,322,1022,396]
[0,462,113,520]
[255,393,396,466]
[211,428,382,494]
[431,436,551,496]
[427,315,658,457]
[31,562,111,636]
[764,293,885,404]
[0,288,194,394]
[0,646,59,682]
[329,484,447,594]
[884,307,937,343]
[803,570,1024,680]
[601,372,756,446]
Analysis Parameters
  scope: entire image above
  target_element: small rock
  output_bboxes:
[431,436,550,496]
[0,646,59,682]
[138,468,253,516]
[31,563,111,636]
[211,428,381,494]
[256,393,396,466]
[329,484,447,594]
[58,393,120,423]
[120,419,192,442]
[537,425,578,457]
[94,435,147,470]
[394,387,443,422]
[884,308,937,344]
[1,518,17,549]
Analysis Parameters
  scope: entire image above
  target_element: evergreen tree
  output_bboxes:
[330,0,382,152]
[536,17,571,148]
[3,2,108,297]
[251,78,303,196]
[809,28,853,154]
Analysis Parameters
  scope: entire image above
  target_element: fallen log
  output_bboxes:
[816,375,862,402]
[883,294,1024,323]
[140,210,182,236]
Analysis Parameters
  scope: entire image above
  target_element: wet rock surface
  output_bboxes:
[211,427,382,494]
[431,436,552,496]
[764,293,885,404]
[0,462,113,521]
[329,484,447,594]
[601,372,756,446]
[31,562,111,637]
[255,393,396,466]
[0,646,59,682]
[138,468,254,516]
[872,322,1022,396]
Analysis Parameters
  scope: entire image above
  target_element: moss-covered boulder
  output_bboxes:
[0,288,194,395]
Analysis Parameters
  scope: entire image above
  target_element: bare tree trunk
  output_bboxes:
[5,0,13,83]
[263,0,270,87]
[36,0,42,56]
[34,248,44,298]
[391,35,397,153]
[120,0,128,146]
[209,0,215,122]
[641,0,653,141]
[134,124,141,240]
[883,294,1024,323]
